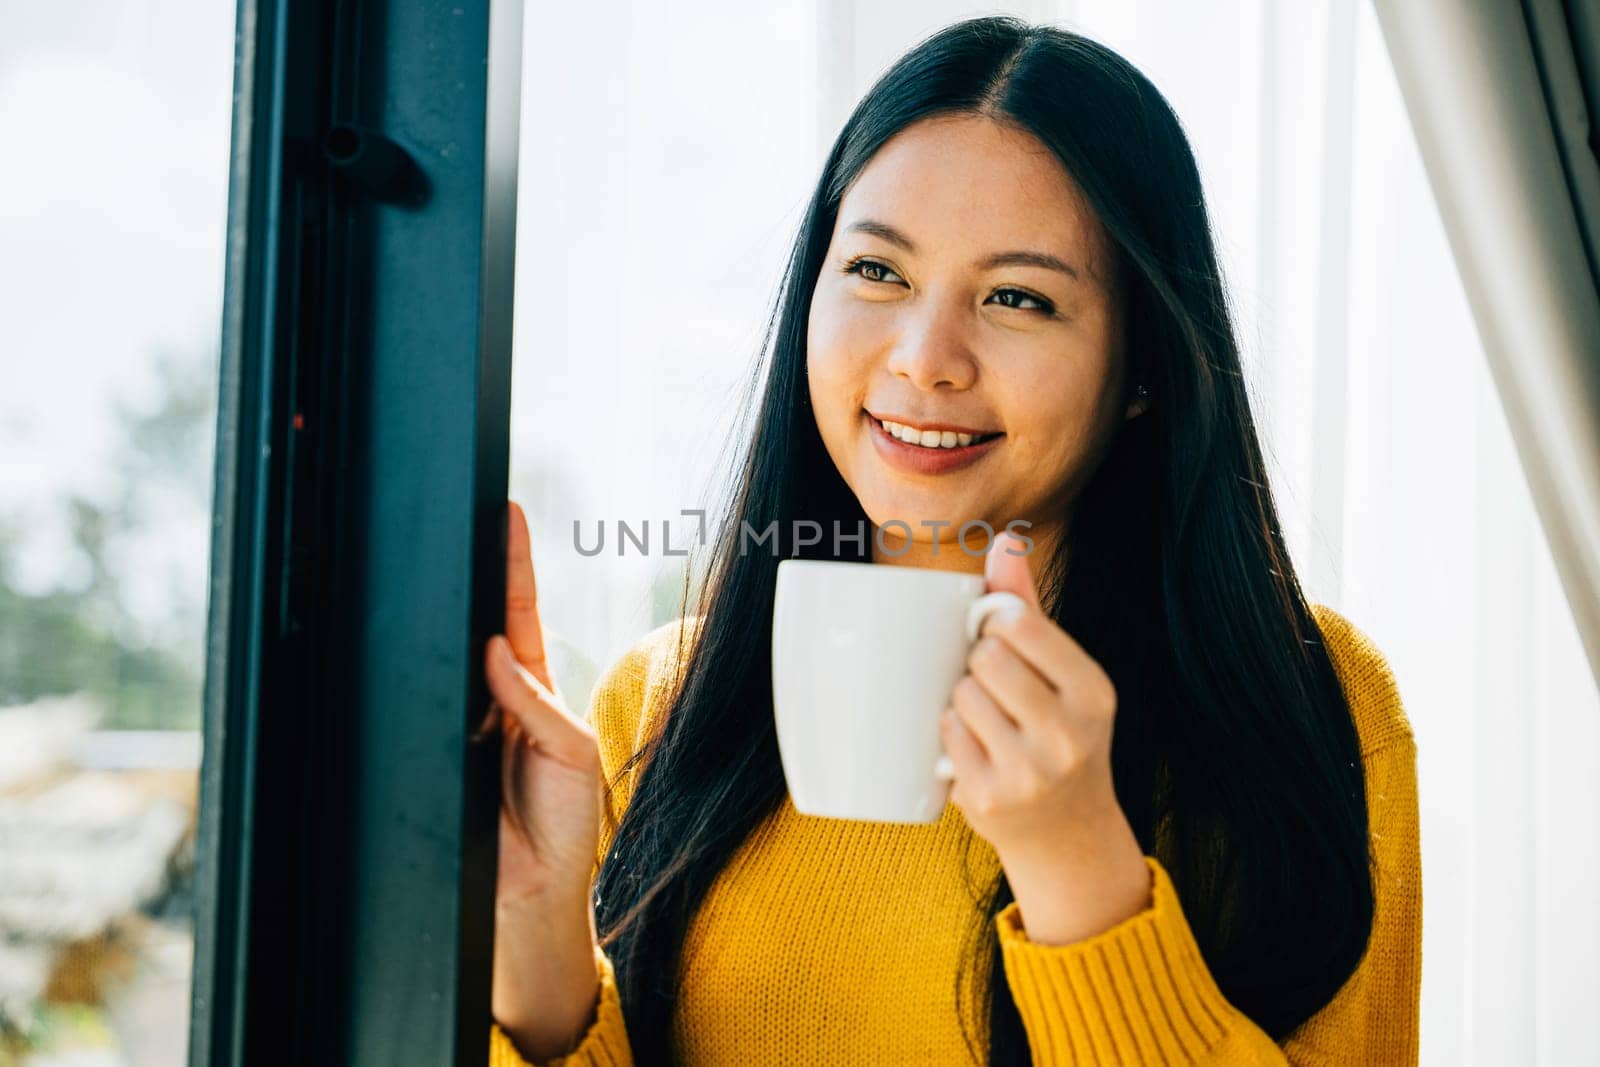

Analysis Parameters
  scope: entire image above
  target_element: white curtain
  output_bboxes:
[511,3,1600,1061]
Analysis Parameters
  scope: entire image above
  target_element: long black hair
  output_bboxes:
[591,15,1372,1064]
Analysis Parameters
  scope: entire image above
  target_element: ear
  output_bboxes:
[1123,392,1150,421]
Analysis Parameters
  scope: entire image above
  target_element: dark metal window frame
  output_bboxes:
[191,0,523,1062]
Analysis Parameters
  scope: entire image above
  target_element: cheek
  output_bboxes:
[1000,359,1109,469]
[806,293,878,415]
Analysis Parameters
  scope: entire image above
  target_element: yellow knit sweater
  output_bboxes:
[491,603,1421,1065]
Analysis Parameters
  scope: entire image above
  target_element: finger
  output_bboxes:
[940,705,989,773]
[966,634,1059,735]
[505,500,554,691]
[485,634,594,768]
[500,712,535,845]
[468,696,529,747]
[978,608,1079,694]
[470,699,502,744]
[984,531,1042,612]
[950,672,1028,766]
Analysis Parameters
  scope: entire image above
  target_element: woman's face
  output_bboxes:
[807,113,1146,565]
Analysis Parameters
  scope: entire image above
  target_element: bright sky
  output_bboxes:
[0,1,234,619]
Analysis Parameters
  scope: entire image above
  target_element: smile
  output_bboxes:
[865,411,1003,475]
[877,418,1001,449]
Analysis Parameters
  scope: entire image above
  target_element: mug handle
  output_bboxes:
[935,591,1030,782]
[964,590,1028,643]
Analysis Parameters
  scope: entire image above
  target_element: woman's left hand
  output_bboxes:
[940,531,1129,863]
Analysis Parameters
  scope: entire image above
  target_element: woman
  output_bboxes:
[484,15,1421,1066]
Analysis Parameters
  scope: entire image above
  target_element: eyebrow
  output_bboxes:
[843,218,1081,281]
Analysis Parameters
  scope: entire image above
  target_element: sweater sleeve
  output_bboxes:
[994,608,1422,1065]
[488,617,699,1067]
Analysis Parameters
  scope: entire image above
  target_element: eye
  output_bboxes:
[839,256,905,286]
[988,287,1056,315]
[839,258,1056,316]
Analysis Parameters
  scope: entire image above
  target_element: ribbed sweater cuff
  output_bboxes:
[995,855,1242,1064]
[489,944,632,1067]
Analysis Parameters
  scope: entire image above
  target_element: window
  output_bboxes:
[0,2,234,1062]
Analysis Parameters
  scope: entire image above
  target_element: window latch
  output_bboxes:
[323,123,430,208]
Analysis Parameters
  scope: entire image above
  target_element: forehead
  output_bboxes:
[838,114,1106,275]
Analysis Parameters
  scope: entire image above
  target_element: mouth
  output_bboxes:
[866,412,1003,450]
[863,410,1003,475]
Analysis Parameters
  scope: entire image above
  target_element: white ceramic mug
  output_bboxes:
[770,558,1028,823]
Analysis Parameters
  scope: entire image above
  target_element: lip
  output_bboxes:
[865,411,1002,475]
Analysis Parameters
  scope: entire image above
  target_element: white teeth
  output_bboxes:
[879,418,990,450]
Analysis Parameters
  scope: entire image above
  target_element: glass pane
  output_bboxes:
[0,2,235,1063]
[509,2,819,701]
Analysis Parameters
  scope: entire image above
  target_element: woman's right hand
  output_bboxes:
[483,500,604,910]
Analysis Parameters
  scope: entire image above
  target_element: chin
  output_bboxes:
[859,490,976,539]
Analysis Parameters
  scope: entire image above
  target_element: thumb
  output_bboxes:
[984,531,1041,611]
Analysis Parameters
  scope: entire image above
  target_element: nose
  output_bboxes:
[883,296,978,390]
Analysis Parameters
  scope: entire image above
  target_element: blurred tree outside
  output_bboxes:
[0,347,216,730]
